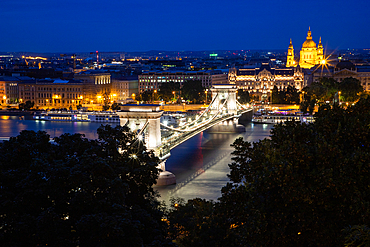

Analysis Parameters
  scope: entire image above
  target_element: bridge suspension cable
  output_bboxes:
[160,94,230,132]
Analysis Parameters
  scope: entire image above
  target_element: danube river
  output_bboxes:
[0,115,273,204]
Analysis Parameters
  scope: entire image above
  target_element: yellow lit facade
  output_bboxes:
[228,63,304,100]
[287,27,324,69]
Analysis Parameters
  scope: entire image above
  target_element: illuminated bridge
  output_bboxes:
[116,84,252,185]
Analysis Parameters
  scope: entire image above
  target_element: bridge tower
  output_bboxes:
[117,104,162,149]
[116,104,176,186]
[210,84,238,114]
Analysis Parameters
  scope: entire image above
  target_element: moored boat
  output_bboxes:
[33,111,120,123]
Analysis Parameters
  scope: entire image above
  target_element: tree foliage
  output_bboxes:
[159,82,180,102]
[18,100,34,111]
[305,77,363,103]
[271,85,300,104]
[0,125,173,246]
[111,102,121,110]
[181,80,204,104]
[169,98,370,246]
[140,90,153,102]
[237,89,250,104]
[339,77,363,102]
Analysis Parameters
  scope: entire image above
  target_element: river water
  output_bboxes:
[0,115,272,204]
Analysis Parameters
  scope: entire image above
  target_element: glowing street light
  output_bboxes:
[153,89,157,102]
[338,91,341,105]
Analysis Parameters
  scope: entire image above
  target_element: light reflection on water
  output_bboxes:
[157,122,273,203]
[0,117,118,140]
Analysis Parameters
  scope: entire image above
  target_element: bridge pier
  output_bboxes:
[117,104,176,186]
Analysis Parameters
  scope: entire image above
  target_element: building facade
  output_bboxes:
[111,76,139,102]
[138,70,227,93]
[228,63,304,100]
[311,61,370,91]
[74,71,111,104]
[18,79,84,109]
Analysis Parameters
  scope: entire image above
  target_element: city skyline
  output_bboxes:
[1,0,370,52]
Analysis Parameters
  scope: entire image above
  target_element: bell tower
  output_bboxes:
[286,39,295,67]
[317,37,324,62]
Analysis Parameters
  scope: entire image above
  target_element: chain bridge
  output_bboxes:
[116,84,252,185]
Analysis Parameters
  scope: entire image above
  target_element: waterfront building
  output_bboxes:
[0,76,35,104]
[138,70,227,93]
[111,76,138,102]
[74,71,111,104]
[286,27,324,69]
[228,63,304,101]
[18,79,84,109]
[0,76,19,104]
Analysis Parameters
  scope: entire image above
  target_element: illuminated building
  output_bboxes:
[138,70,227,93]
[228,63,304,101]
[286,39,295,67]
[74,71,111,104]
[286,27,324,69]
[0,77,20,104]
[18,79,84,109]
[111,76,138,102]
[311,61,370,91]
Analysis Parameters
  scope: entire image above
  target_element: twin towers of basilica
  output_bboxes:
[286,27,324,69]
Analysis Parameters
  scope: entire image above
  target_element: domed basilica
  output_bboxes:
[287,27,324,69]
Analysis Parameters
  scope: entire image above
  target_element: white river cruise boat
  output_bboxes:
[252,114,314,124]
[33,111,120,123]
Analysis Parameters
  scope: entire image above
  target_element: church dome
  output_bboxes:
[302,27,317,48]
[302,39,317,48]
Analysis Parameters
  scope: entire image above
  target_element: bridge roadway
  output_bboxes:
[156,108,252,158]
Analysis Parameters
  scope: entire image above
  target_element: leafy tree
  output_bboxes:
[140,90,152,102]
[271,85,300,104]
[168,198,233,247]
[305,77,362,104]
[181,80,204,104]
[285,85,300,104]
[159,82,180,102]
[220,99,370,246]
[299,100,309,114]
[237,89,250,104]
[271,85,282,104]
[18,100,34,111]
[111,102,121,110]
[0,126,173,246]
[169,98,370,246]
[338,77,363,102]
[343,225,370,247]
[102,103,110,111]
[308,99,316,114]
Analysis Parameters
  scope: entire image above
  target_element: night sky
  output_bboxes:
[1,0,369,52]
